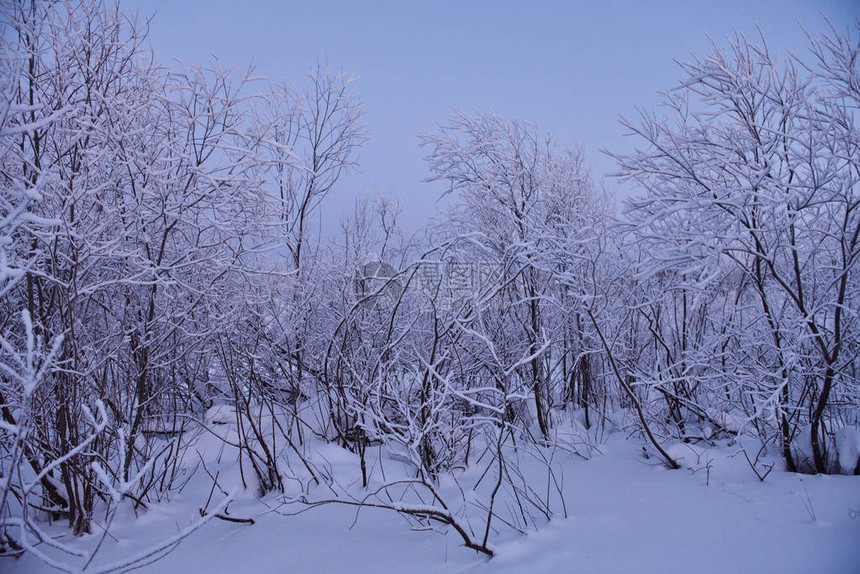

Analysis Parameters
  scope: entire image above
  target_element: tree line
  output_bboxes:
[1,0,857,565]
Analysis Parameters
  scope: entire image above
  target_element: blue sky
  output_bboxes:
[124,0,858,231]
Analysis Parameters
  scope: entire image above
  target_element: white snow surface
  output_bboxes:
[6,427,859,574]
[203,404,236,426]
[837,427,860,475]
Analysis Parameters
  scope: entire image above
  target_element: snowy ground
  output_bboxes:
[5,427,859,573]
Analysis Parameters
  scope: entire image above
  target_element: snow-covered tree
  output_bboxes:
[617,24,860,473]
[421,111,599,439]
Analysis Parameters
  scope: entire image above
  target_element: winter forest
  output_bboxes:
[1,1,859,572]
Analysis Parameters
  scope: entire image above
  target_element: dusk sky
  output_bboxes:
[124,0,858,232]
